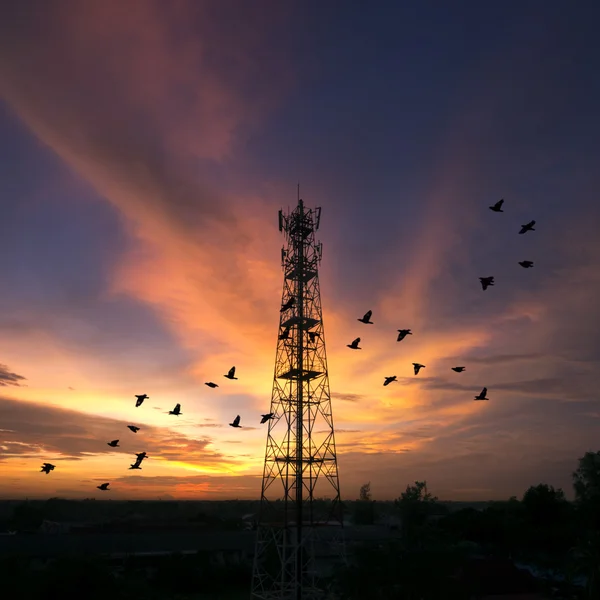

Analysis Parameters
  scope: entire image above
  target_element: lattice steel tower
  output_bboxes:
[251,194,345,600]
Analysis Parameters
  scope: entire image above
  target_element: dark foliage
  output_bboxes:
[333,451,600,599]
[2,451,600,599]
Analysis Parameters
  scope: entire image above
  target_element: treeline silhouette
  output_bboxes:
[1,498,259,533]
[1,451,599,599]
[337,450,600,600]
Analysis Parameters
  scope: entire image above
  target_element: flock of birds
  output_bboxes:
[40,367,276,490]
[39,198,536,490]
[345,199,536,403]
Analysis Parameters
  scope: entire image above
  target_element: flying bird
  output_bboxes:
[519,220,536,234]
[281,297,296,312]
[358,310,374,324]
[479,276,495,291]
[135,394,148,407]
[397,329,412,342]
[347,337,361,350]
[169,403,182,416]
[224,366,238,380]
[230,415,242,428]
[451,367,466,373]
[40,463,55,474]
[127,425,140,433]
[413,363,425,375]
[489,199,504,212]
[107,440,119,448]
[130,453,146,469]
[519,261,534,268]
[97,483,110,491]
[205,382,218,388]
[474,387,489,401]
[260,413,275,424]
[383,376,397,386]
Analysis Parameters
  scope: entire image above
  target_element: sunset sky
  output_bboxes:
[1,1,600,502]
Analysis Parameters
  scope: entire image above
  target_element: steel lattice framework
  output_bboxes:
[250,197,345,600]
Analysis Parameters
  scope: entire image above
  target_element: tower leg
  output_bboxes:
[251,199,345,599]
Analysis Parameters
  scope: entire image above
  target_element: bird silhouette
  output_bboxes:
[519,220,536,234]
[347,337,361,350]
[358,310,373,324]
[474,387,489,401]
[135,394,148,407]
[169,403,182,416]
[229,415,242,428]
[127,425,140,433]
[224,366,238,380]
[489,199,504,212]
[107,440,119,448]
[281,297,296,312]
[451,367,466,373]
[40,463,55,474]
[519,260,534,268]
[129,453,146,470]
[260,413,275,424]
[383,376,397,386]
[479,276,495,291]
[397,329,412,342]
[97,483,110,491]
[205,382,218,389]
[413,363,425,375]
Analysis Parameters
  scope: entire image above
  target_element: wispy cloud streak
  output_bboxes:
[0,364,26,387]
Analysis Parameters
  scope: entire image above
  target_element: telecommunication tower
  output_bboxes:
[251,193,345,600]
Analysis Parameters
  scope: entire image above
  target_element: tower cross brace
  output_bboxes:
[251,197,345,600]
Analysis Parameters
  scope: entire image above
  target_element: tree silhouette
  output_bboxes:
[516,484,575,561]
[573,451,600,530]
[573,451,600,502]
[352,482,375,525]
[395,480,438,517]
[359,482,371,502]
[395,481,441,546]
[521,483,568,526]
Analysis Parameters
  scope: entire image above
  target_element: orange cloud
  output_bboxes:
[0,394,265,498]
[2,1,600,503]
[0,0,296,406]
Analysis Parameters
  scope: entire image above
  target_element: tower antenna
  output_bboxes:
[251,198,345,599]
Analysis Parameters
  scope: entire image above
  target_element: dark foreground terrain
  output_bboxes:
[1,451,599,599]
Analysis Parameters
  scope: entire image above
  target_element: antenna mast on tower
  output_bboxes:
[251,193,344,599]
